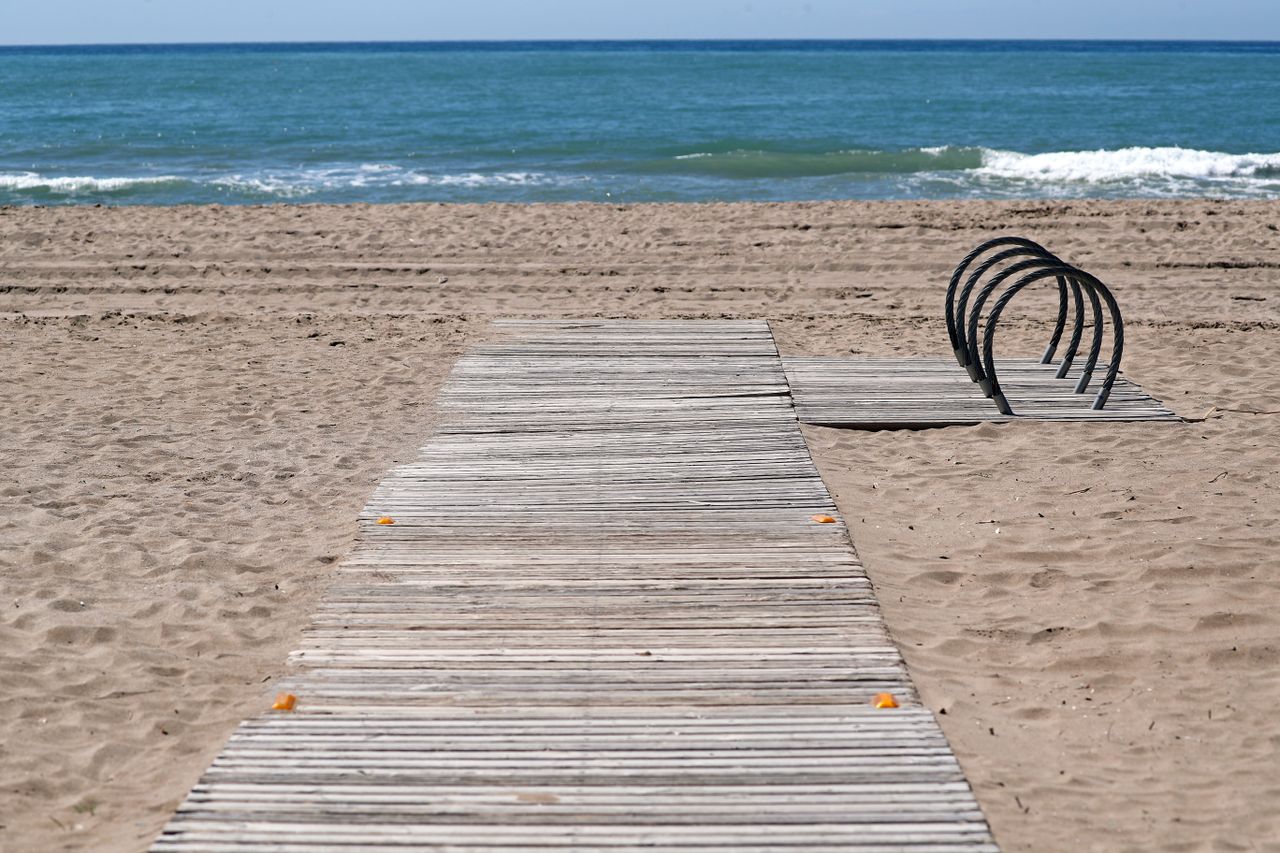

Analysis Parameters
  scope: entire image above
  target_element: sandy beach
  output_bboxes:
[2,199,1278,852]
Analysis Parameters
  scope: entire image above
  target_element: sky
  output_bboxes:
[2,0,1279,45]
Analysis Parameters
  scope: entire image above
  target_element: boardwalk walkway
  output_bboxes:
[152,320,996,851]
[785,357,1177,428]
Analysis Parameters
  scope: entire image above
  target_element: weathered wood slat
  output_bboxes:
[784,356,1178,427]
[151,320,996,851]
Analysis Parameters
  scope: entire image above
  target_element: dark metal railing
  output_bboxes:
[945,237,1125,414]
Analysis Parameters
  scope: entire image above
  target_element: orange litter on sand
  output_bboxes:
[377,516,396,525]
[272,693,297,712]
[872,692,899,709]
[810,514,837,524]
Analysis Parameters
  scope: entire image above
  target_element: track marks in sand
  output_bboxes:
[2,199,1278,852]
[4,200,1278,326]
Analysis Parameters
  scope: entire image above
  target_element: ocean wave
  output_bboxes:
[3,147,1279,204]
[978,146,1280,183]
[0,166,572,200]
[0,172,186,193]
[648,145,1280,185]
[212,166,568,195]
[403,171,562,187]
[211,166,559,194]
[652,146,985,178]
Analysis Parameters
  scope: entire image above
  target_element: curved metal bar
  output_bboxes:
[954,247,1065,379]
[1055,276,1087,379]
[1074,280,1106,393]
[1084,271,1125,409]
[962,256,1067,396]
[1040,276,1069,363]
[945,236,1059,367]
[980,265,1125,414]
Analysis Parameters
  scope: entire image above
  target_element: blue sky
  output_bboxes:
[4,0,1279,45]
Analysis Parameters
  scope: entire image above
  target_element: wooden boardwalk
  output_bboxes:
[784,357,1179,429]
[152,320,997,851]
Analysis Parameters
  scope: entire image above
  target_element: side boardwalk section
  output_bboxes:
[152,320,997,851]
[785,356,1178,428]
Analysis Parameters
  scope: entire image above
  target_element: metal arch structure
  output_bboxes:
[980,265,1125,413]
[946,237,1071,371]
[946,236,1052,362]
[946,237,1126,415]
[963,257,1107,397]
[956,254,1068,384]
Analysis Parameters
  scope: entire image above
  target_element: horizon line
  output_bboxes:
[3,36,1279,49]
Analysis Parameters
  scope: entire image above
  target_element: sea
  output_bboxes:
[1,40,1278,205]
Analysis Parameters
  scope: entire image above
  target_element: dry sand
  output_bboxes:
[1,199,1277,852]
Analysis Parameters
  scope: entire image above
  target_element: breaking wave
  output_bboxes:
[977,146,1280,183]
[2,147,1278,204]
[0,165,574,203]
[0,172,187,193]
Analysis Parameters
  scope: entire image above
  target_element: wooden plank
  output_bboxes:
[783,356,1179,428]
[151,320,996,851]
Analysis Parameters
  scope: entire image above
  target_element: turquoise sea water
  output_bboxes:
[1,40,1278,204]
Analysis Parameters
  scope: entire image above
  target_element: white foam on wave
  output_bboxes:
[421,172,557,187]
[214,166,563,194]
[0,172,183,193]
[0,165,572,199]
[212,164,405,196]
[212,173,322,197]
[977,146,1280,183]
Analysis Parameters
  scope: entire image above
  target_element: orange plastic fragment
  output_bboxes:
[872,692,899,709]
[377,516,396,525]
[272,692,297,712]
[810,514,837,524]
